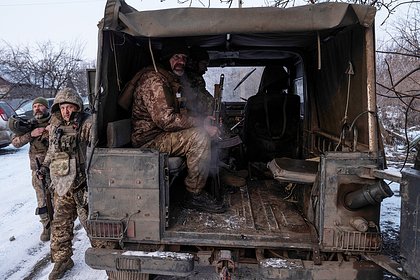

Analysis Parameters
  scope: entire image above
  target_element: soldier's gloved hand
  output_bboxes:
[203,116,220,139]
[36,165,49,180]
[31,127,45,138]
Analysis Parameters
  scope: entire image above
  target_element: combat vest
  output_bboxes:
[49,113,89,196]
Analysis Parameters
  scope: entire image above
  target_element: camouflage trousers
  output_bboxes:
[147,127,211,193]
[31,171,49,227]
[50,185,88,263]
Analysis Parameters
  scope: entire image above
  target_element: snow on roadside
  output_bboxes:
[380,181,401,228]
[0,145,106,280]
[0,145,48,280]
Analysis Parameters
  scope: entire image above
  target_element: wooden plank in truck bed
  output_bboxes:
[163,180,315,249]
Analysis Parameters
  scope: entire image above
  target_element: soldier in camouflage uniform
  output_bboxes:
[11,97,51,241]
[180,47,247,189]
[130,40,225,213]
[38,88,92,280]
[180,46,214,117]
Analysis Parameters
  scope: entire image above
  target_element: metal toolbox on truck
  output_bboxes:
[87,148,169,242]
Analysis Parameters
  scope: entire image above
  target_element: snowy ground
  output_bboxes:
[0,145,107,280]
[0,144,407,279]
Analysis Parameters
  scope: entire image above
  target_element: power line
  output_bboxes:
[0,0,104,7]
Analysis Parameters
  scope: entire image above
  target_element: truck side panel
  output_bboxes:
[88,148,166,242]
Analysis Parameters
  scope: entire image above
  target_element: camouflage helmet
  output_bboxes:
[51,88,83,113]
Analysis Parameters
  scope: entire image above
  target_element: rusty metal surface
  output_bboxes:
[400,168,420,280]
[318,152,383,252]
[371,168,402,183]
[85,248,194,276]
[152,259,383,280]
[164,180,314,248]
[260,259,382,280]
[268,158,318,184]
[88,148,165,242]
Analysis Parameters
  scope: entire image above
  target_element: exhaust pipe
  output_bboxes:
[344,181,393,210]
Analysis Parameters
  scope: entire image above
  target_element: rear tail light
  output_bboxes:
[0,108,7,121]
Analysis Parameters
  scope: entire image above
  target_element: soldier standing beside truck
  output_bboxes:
[37,88,93,279]
[10,97,52,242]
[131,41,226,213]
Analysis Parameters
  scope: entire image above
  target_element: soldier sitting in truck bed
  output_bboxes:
[180,46,214,118]
[130,40,226,213]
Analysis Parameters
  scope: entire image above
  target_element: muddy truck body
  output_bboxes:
[84,1,406,279]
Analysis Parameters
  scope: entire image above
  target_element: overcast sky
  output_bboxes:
[0,0,269,60]
[0,0,395,61]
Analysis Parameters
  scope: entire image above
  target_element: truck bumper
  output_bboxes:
[260,258,383,280]
[85,248,194,277]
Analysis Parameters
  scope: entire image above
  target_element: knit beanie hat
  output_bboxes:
[160,39,189,61]
[32,97,49,108]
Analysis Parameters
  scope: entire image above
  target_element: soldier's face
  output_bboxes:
[60,103,79,122]
[169,54,187,76]
[32,103,48,119]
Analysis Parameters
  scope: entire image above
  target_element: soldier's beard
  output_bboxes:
[34,112,46,120]
[173,69,184,76]
[172,63,185,76]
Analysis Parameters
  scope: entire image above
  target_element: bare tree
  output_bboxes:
[377,5,420,127]
[0,40,87,98]
[376,5,419,167]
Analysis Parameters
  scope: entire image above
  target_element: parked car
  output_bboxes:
[0,101,14,148]
[15,98,54,119]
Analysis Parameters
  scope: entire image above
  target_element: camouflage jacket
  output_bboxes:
[43,111,91,195]
[131,66,201,148]
[180,71,214,117]
[11,117,50,171]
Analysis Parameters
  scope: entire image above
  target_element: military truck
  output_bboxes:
[84,1,405,279]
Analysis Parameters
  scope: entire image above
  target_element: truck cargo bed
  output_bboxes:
[164,179,315,249]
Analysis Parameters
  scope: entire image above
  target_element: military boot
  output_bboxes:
[48,258,74,280]
[40,227,50,242]
[184,191,226,213]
